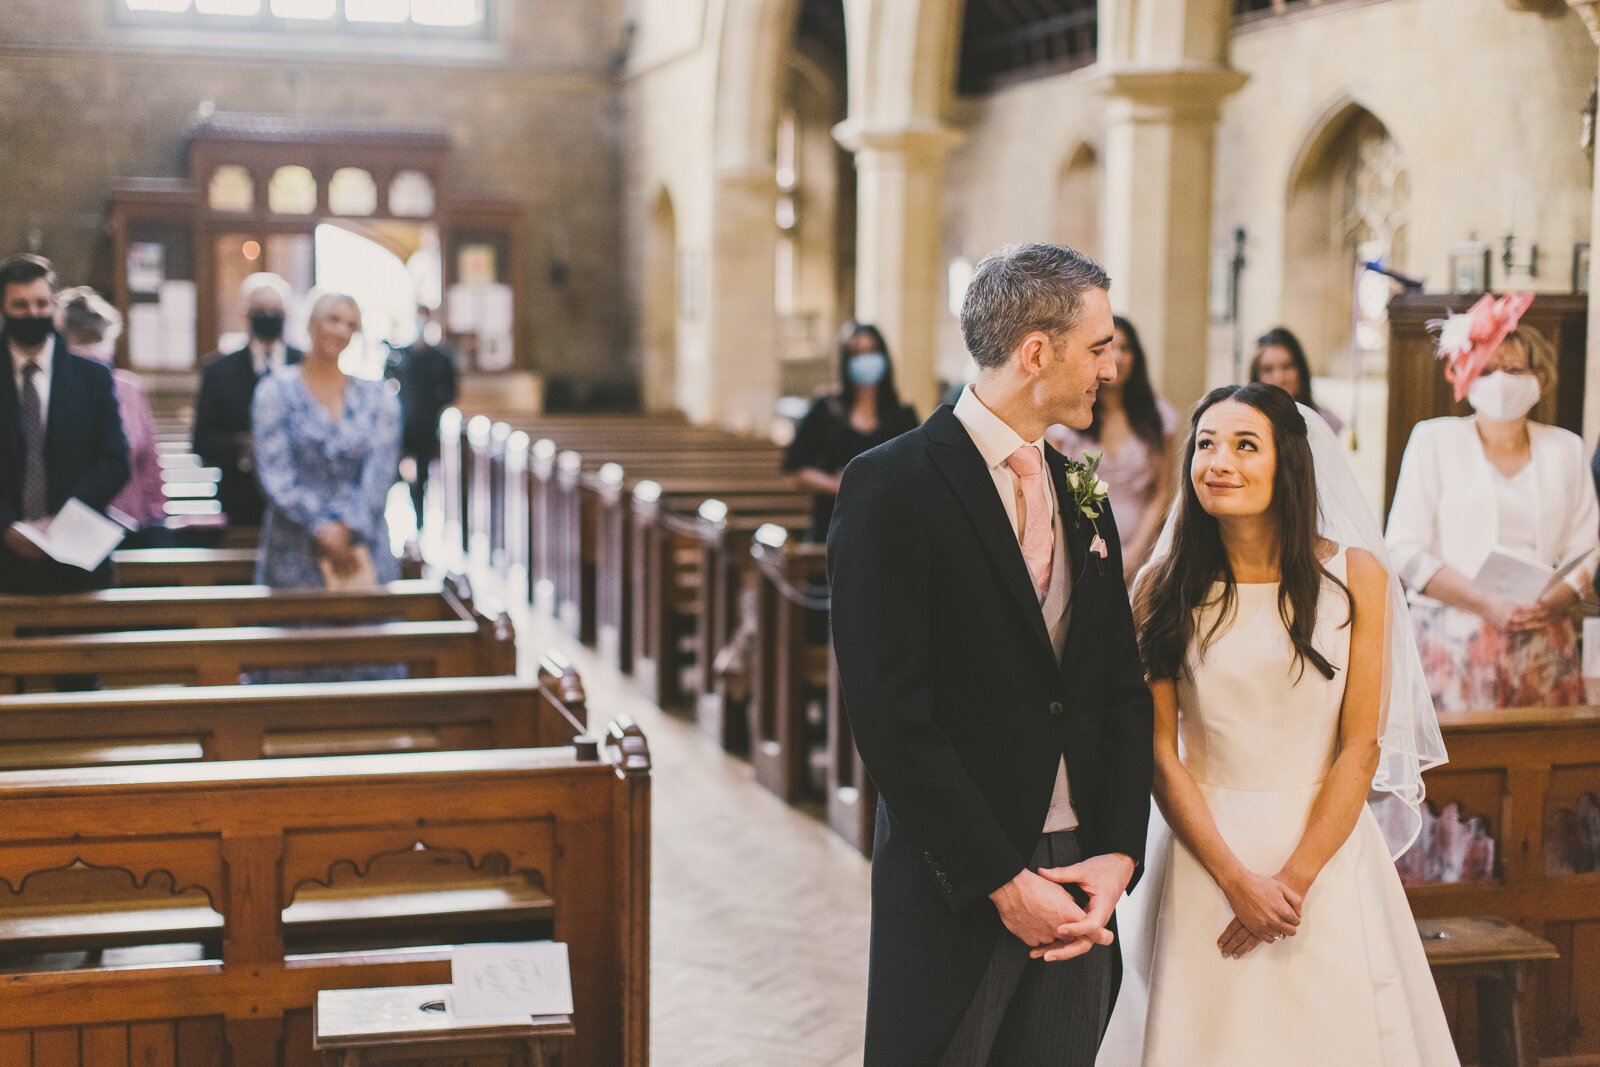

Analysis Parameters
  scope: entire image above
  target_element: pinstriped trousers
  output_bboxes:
[939,830,1118,1067]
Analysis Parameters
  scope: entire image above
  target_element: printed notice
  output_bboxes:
[14,498,126,571]
[449,941,574,1021]
[1471,548,1586,606]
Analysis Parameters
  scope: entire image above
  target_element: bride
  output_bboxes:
[1081,383,1457,1065]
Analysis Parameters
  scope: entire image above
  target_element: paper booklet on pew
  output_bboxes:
[1470,548,1587,607]
[448,941,574,1024]
[12,498,126,571]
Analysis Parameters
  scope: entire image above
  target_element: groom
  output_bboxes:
[828,243,1154,1065]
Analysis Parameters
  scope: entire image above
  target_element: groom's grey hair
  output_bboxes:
[960,243,1110,370]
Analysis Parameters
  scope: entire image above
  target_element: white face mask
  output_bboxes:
[1466,371,1542,422]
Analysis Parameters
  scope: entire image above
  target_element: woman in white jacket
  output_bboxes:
[1386,315,1597,711]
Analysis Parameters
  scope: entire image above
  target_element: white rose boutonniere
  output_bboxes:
[1064,451,1111,566]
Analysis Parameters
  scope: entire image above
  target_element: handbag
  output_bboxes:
[318,543,379,591]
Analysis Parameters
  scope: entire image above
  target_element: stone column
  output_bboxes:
[835,119,962,415]
[1097,67,1247,409]
[1568,1,1600,445]
[708,165,782,431]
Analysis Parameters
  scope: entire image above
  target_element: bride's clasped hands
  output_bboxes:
[1216,866,1303,957]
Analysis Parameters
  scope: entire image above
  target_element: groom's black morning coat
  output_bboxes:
[828,405,1154,1065]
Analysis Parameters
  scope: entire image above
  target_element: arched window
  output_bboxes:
[208,164,254,212]
[389,170,436,217]
[328,167,378,216]
[268,165,318,215]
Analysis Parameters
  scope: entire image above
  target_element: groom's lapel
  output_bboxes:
[924,407,1054,659]
[1047,443,1098,672]
[1046,444,1090,603]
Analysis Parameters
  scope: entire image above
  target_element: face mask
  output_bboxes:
[5,315,53,347]
[848,352,888,387]
[249,310,286,342]
[1466,371,1541,422]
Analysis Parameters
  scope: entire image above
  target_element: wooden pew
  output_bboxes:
[114,547,258,587]
[1406,704,1600,1063]
[744,525,877,856]
[627,487,808,712]
[0,612,516,693]
[0,722,651,1067]
[0,662,587,769]
[0,577,475,639]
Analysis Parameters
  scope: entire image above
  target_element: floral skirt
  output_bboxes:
[1411,599,1583,712]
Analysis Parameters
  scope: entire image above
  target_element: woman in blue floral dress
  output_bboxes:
[251,292,402,680]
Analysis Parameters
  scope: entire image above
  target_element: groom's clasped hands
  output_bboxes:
[989,853,1136,963]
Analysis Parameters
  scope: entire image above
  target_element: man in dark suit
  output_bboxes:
[0,253,130,595]
[384,305,459,525]
[828,243,1154,1066]
[191,272,302,528]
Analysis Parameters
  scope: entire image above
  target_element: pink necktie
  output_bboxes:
[1006,444,1052,598]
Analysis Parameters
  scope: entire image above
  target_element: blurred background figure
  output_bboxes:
[252,292,400,593]
[1386,321,1598,711]
[1047,316,1178,582]
[782,323,919,541]
[1250,326,1345,435]
[192,272,302,529]
[384,304,458,526]
[60,286,170,547]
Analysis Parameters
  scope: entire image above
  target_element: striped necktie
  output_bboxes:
[19,361,47,520]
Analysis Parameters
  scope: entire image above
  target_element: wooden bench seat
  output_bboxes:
[0,578,472,638]
[113,547,258,586]
[0,659,587,767]
[1411,704,1600,1062]
[0,616,515,693]
[0,722,651,1067]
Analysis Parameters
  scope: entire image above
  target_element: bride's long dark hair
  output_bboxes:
[1134,383,1351,682]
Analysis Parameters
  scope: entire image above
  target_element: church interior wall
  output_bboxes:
[937,70,1106,389]
[1211,0,1597,388]
[0,0,629,389]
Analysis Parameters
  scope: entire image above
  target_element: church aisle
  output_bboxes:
[509,605,871,1066]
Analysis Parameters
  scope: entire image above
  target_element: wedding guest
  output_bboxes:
[384,304,458,525]
[1048,316,1178,582]
[1386,295,1598,711]
[251,293,401,682]
[1250,327,1344,434]
[60,287,169,545]
[782,323,918,540]
[192,272,303,528]
[0,254,129,596]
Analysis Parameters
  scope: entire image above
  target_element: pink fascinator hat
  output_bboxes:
[1430,292,1535,402]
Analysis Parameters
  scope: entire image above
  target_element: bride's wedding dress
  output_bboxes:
[1098,547,1459,1066]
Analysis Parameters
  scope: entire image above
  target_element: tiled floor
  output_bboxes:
[509,606,872,1066]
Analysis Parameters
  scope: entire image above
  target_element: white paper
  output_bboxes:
[1470,548,1582,606]
[127,304,167,370]
[1584,618,1600,679]
[449,941,573,1020]
[15,498,126,571]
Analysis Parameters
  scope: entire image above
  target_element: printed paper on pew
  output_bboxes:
[449,941,574,1021]
[1470,548,1584,606]
[13,498,126,571]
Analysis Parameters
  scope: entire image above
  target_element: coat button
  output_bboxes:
[1049,701,1065,716]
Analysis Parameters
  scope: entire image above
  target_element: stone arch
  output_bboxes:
[1052,141,1101,259]
[643,187,680,413]
[1282,98,1411,376]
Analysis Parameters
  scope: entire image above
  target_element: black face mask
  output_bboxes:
[248,310,286,342]
[5,316,53,347]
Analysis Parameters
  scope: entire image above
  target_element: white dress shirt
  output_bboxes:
[953,384,1078,833]
[249,338,288,378]
[10,334,55,432]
